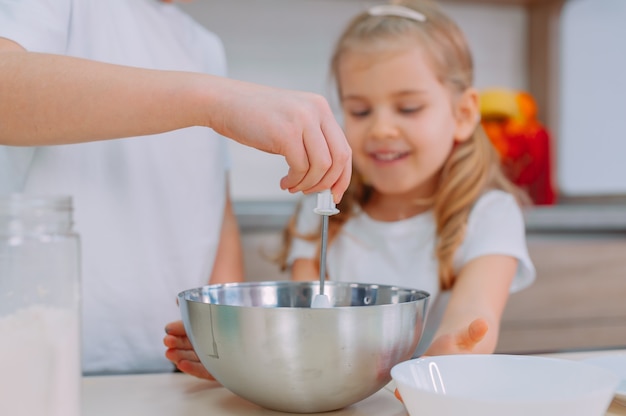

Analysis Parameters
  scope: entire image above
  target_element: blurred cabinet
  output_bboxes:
[239,221,626,353]
[496,233,626,354]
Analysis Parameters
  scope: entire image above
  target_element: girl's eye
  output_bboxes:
[349,109,370,118]
[399,106,422,114]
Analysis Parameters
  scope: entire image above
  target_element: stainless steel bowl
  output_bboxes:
[178,281,429,413]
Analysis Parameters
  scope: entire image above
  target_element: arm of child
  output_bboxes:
[291,258,319,281]
[424,254,517,356]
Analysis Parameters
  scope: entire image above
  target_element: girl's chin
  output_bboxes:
[369,179,434,199]
[371,184,423,197]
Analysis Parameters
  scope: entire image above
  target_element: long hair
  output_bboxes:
[276,0,526,290]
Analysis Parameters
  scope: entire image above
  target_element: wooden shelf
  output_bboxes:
[497,234,626,354]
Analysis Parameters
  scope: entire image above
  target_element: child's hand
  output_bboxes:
[163,320,216,381]
[392,319,489,404]
[394,387,404,403]
[423,318,489,356]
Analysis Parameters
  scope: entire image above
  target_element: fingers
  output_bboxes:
[165,347,199,363]
[280,138,311,193]
[467,318,489,344]
[178,360,216,380]
[423,318,490,356]
[394,388,404,403]
[320,116,352,202]
[330,161,352,204]
[163,322,216,381]
[280,125,330,194]
[279,95,351,201]
[163,334,193,350]
[176,360,216,381]
[458,318,489,350]
[164,321,194,350]
[281,122,351,202]
[164,320,186,336]
[165,348,215,381]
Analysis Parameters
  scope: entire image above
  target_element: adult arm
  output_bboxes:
[0,39,351,200]
[424,254,516,355]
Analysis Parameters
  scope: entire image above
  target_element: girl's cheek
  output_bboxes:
[344,128,364,147]
[342,123,357,141]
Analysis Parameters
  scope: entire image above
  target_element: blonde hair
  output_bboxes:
[277,0,526,290]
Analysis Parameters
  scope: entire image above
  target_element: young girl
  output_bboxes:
[280,0,535,357]
[164,0,535,378]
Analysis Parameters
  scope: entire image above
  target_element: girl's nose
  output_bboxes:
[369,110,400,140]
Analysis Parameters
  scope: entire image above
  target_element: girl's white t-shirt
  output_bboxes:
[288,190,536,355]
[0,0,230,374]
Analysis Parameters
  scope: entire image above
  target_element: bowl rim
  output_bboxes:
[391,354,620,404]
[178,280,430,308]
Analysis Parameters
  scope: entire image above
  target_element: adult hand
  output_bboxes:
[205,80,352,203]
[158,0,351,199]
[164,320,215,381]
[423,318,489,356]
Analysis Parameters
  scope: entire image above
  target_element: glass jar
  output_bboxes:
[0,195,81,416]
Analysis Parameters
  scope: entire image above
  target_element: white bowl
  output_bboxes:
[391,354,619,416]
[583,354,626,406]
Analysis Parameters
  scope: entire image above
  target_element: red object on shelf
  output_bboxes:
[481,90,557,205]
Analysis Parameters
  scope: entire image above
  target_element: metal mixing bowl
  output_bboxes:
[178,281,429,413]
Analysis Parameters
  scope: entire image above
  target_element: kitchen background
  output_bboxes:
[180,0,626,354]
[180,0,626,201]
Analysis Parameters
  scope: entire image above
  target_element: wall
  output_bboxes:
[180,0,528,202]
[558,0,626,196]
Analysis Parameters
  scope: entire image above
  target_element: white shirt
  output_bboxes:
[0,0,229,374]
[288,190,536,355]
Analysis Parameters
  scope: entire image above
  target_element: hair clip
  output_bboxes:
[367,5,427,22]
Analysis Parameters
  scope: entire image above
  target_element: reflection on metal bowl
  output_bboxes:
[178,281,429,413]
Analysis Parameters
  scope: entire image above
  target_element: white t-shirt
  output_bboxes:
[288,190,536,355]
[0,0,230,374]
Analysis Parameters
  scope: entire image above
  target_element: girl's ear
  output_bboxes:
[453,88,480,143]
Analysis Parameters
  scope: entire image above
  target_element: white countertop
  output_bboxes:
[82,349,626,416]
[82,374,406,416]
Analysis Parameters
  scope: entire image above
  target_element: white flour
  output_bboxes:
[0,305,80,416]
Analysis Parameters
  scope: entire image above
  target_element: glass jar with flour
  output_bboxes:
[0,195,81,416]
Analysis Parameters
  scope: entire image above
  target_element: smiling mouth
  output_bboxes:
[370,151,410,162]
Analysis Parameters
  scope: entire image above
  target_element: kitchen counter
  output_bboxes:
[82,373,406,416]
[233,200,626,232]
[83,349,626,416]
